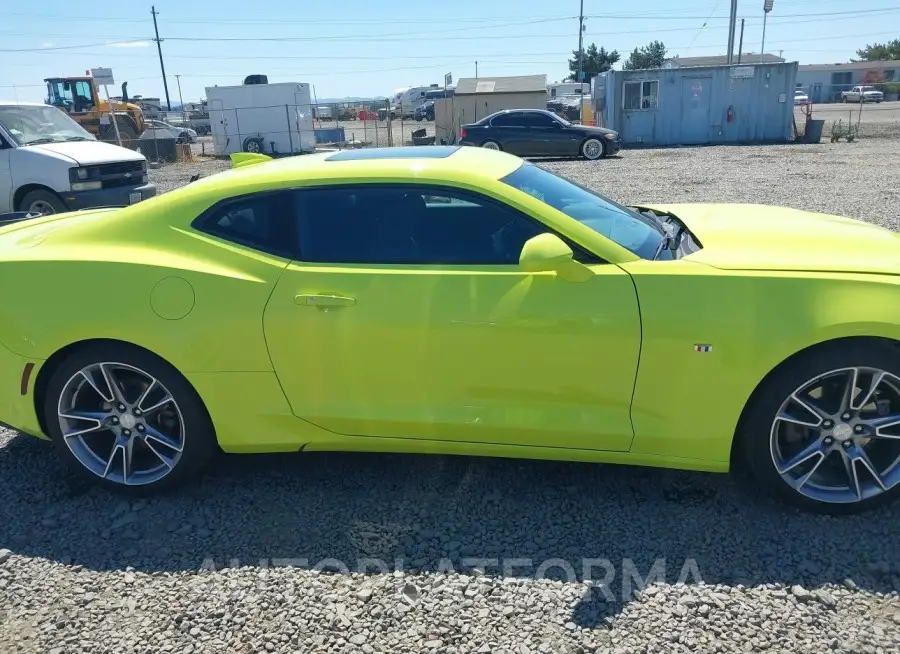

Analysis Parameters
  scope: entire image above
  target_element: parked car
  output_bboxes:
[841,85,884,103]
[3,145,900,514]
[0,101,155,215]
[794,89,810,105]
[458,108,620,160]
[414,100,435,122]
[144,119,197,143]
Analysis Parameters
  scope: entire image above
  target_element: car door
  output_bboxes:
[524,112,574,156]
[263,183,642,452]
[487,112,529,155]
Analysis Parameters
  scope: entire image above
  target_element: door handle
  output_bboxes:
[295,294,356,308]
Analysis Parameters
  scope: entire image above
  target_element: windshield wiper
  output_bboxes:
[23,137,58,145]
[64,136,92,141]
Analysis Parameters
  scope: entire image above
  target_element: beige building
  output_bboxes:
[434,74,547,145]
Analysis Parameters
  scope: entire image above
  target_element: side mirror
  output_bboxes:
[519,233,593,282]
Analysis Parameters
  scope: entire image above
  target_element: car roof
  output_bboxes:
[182,146,525,197]
[0,101,54,108]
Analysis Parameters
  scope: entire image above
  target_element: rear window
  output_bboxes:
[326,146,458,161]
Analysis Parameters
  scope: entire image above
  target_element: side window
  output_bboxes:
[296,185,598,266]
[490,112,524,127]
[193,192,298,258]
[527,112,559,128]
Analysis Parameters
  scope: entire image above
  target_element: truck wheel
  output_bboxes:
[19,189,67,216]
[242,136,265,153]
[102,122,138,149]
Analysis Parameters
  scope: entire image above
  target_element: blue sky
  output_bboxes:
[2,0,898,104]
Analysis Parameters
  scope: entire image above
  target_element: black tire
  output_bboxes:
[101,120,138,149]
[18,189,67,215]
[242,136,265,153]
[481,140,502,151]
[737,339,900,515]
[581,137,606,161]
[42,342,217,495]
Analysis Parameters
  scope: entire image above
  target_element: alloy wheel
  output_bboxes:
[57,362,185,486]
[28,200,56,216]
[770,366,900,504]
[583,139,603,160]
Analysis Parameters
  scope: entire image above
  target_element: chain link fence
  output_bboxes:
[156,98,440,161]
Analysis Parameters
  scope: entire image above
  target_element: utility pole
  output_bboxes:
[577,0,585,123]
[175,74,184,107]
[475,61,478,78]
[761,0,775,64]
[151,5,172,111]
[737,19,745,64]
[726,0,738,66]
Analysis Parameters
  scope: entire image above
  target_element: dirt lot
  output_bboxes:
[2,139,899,654]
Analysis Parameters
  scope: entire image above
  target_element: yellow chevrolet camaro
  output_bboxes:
[1,146,899,513]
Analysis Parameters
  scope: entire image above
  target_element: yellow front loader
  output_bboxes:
[44,76,146,148]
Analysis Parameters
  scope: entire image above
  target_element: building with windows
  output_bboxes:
[593,62,797,146]
[795,61,898,103]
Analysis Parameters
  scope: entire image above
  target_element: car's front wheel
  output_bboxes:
[43,343,216,494]
[739,340,900,514]
[19,189,67,216]
[581,138,606,160]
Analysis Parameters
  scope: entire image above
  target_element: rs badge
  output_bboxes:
[693,344,713,353]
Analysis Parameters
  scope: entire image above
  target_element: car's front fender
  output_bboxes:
[624,261,900,465]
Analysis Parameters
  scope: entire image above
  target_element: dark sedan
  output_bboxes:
[458,109,621,160]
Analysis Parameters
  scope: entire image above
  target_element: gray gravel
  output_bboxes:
[5,140,900,653]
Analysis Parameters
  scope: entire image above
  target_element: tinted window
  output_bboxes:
[526,112,560,128]
[326,146,458,161]
[296,185,562,266]
[501,163,664,259]
[193,192,298,258]
[490,112,525,127]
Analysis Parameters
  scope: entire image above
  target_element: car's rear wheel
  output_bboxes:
[581,138,606,160]
[43,343,216,494]
[481,140,501,151]
[739,340,900,514]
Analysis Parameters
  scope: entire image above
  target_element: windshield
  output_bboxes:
[0,104,94,146]
[500,163,663,259]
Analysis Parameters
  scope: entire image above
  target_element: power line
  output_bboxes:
[685,0,725,53]
[2,7,898,50]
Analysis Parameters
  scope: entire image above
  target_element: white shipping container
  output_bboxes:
[205,82,316,156]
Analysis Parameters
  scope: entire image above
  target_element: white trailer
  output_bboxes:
[205,82,316,156]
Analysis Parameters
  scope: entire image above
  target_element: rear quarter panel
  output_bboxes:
[624,260,900,465]
[0,202,288,373]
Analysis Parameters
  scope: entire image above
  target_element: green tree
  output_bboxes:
[623,40,668,70]
[567,43,620,83]
[855,40,900,61]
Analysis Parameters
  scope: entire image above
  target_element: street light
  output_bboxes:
[761,0,775,64]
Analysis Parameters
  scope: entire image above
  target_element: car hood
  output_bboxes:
[638,203,900,276]
[577,125,617,137]
[28,141,145,165]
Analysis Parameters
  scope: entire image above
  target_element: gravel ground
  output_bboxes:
[4,140,900,653]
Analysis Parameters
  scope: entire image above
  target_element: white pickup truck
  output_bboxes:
[0,101,156,216]
[840,85,884,103]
